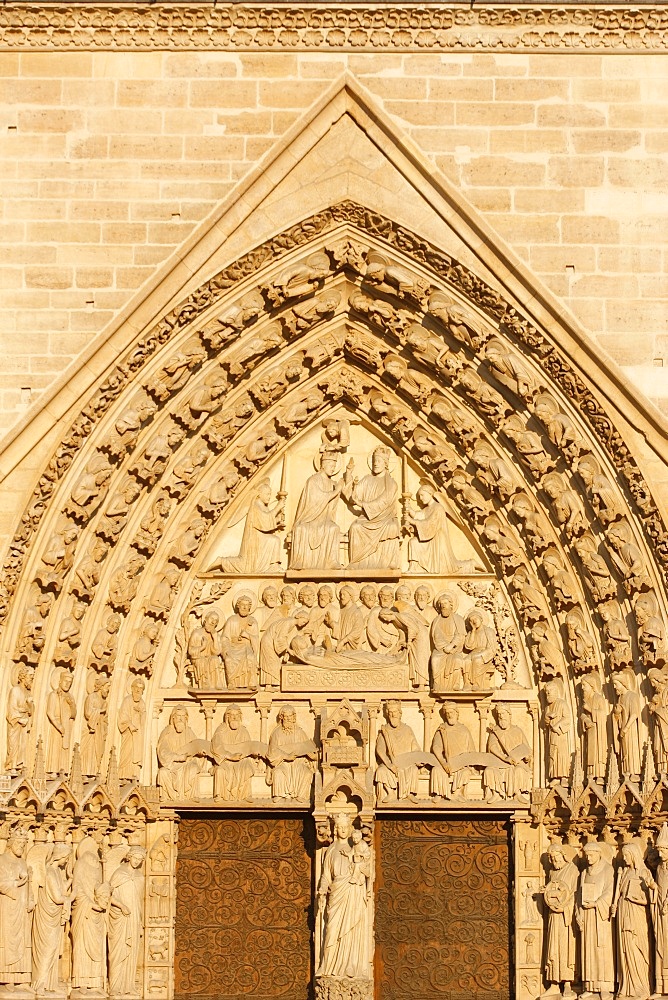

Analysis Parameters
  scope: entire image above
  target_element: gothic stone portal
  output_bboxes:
[375,818,511,1000]
[174,816,314,1000]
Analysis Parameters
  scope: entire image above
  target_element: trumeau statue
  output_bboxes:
[540,844,578,1000]
[317,814,372,985]
[0,829,33,991]
[577,842,614,1000]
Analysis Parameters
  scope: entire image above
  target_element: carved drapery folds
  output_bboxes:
[1,203,668,999]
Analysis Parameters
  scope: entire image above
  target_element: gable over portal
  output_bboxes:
[0,68,668,1000]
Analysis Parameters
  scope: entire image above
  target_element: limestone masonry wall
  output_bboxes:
[1,48,667,429]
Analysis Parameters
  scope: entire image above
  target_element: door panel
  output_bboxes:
[375,818,511,1000]
[175,816,313,1000]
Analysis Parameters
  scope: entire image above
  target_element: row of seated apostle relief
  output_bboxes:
[155,699,532,805]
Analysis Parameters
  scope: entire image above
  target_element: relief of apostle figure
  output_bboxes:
[210,705,267,803]
[540,844,578,1000]
[219,477,285,573]
[266,705,317,803]
[375,700,424,803]
[317,814,372,982]
[430,702,476,801]
[483,705,532,803]
[156,706,210,801]
[342,446,401,570]
[289,452,343,570]
[405,480,460,574]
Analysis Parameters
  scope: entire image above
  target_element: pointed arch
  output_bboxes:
[0,203,665,835]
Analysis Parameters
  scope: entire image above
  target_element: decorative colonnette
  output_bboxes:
[0,4,667,52]
[1,200,668,1000]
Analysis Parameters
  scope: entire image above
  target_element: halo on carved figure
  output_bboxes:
[434,588,460,613]
[363,443,395,474]
[229,587,257,615]
[313,450,342,474]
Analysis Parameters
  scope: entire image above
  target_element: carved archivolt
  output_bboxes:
[3,200,668,1000]
[1,205,667,815]
[1,4,667,52]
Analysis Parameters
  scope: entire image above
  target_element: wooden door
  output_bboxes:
[374,818,511,1000]
[175,816,314,1000]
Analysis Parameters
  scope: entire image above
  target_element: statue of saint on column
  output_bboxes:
[316,814,372,997]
